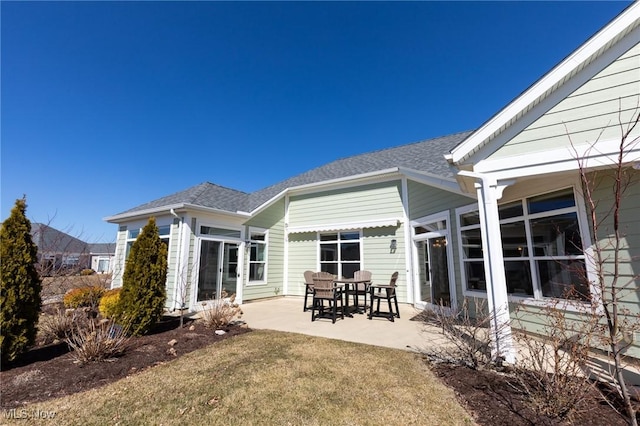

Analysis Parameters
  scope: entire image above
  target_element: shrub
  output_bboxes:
[511,299,595,421]
[99,288,121,319]
[420,298,495,370]
[38,308,83,344]
[0,198,42,365]
[66,319,130,364]
[199,292,243,330]
[117,218,168,335]
[63,286,105,309]
[80,269,95,276]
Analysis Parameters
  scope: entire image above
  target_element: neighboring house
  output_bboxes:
[106,2,640,359]
[30,223,116,275]
[88,243,116,274]
[31,223,91,274]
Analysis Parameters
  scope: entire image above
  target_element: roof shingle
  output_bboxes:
[112,131,472,217]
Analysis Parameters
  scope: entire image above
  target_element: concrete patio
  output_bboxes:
[238,296,445,352]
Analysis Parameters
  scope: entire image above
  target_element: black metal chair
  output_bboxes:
[311,272,344,323]
[368,272,400,321]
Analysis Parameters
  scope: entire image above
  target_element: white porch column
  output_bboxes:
[461,171,516,364]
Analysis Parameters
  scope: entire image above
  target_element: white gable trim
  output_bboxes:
[449,3,640,165]
[286,218,400,235]
[474,138,640,179]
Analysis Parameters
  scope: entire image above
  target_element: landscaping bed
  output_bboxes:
[0,316,250,410]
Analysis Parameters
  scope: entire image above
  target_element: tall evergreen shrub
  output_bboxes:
[117,217,167,335]
[1,198,42,365]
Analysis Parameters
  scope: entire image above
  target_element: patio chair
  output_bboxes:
[311,271,344,323]
[303,270,315,312]
[368,271,400,322]
[346,270,372,313]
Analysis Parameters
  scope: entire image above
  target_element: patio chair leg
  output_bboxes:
[387,297,394,322]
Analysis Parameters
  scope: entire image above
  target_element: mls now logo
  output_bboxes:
[3,408,57,419]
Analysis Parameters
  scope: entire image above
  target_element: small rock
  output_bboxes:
[189,325,196,331]
[168,339,178,346]
[214,330,226,336]
[167,347,177,357]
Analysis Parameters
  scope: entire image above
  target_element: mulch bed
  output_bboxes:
[0,316,251,410]
[432,363,629,425]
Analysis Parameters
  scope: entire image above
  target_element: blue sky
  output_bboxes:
[1,1,633,243]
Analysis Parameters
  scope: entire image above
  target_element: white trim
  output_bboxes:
[450,3,640,164]
[474,139,640,177]
[286,218,400,235]
[246,227,268,287]
[400,167,475,198]
[401,177,413,304]
[410,210,457,311]
[105,203,250,223]
[283,193,290,296]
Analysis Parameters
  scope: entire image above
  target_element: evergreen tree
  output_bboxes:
[1,197,42,365]
[117,217,167,335]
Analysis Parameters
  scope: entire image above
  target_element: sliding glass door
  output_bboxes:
[197,240,239,302]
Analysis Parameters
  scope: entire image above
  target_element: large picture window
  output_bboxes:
[319,231,361,278]
[248,230,267,283]
[458,188,589,301]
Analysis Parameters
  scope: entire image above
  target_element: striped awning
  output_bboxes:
[286,218,400,234]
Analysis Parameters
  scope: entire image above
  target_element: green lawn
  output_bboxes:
[9,330,475,425]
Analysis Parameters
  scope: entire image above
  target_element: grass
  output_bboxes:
[8,330,475,425]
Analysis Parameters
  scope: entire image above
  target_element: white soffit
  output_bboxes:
[286,218,400,234]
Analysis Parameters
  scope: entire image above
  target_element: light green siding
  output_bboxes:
[362,225,407,302]
[243,199,286,300]
[287,232,321,297]
[408,180,471,219]
[286,181,408,301]
[592,168,640,356]
[289,181,404,226]
[493,43,640,159]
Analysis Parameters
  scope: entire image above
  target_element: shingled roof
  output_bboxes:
[111,131,472,218]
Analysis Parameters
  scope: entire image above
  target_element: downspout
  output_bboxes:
[170,208,184,311]
[458,170,516,364]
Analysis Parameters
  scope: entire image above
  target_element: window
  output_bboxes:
[319,231,361,278]
[126,224,171,259]
[200,226,241,239]
[248,230,267,282]
[458,188,589,301]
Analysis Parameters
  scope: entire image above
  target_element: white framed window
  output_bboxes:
[457,187,589,301]
[125,224,171,260]
[248,228,268,284]
[319,231,361,278]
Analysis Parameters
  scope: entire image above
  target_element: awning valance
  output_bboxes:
[286,218,400,234]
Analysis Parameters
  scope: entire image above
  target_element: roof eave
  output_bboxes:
[104,203,249,223]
